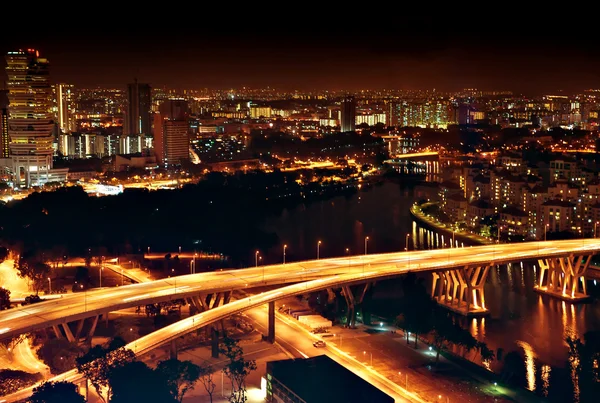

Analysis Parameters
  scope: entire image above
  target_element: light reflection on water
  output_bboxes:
[516,340,537,392]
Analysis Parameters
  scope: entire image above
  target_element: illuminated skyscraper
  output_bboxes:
[54,83,75,133]
[5,49,67,186]
[340,96,356,132]
[126,80,152,136]
[154,110,189,167]
[0,90,9,158]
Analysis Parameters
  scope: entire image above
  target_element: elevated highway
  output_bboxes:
[2,239,600,402]
[1,239,599,342]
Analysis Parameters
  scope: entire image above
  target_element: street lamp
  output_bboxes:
[47,277,51,294]
[364,236,369,255]
[545,223,549,242]
[405,234,410,251]
[452,230,455,248]
[179,246,182,254]
[99,266,103,288]
[595,222,599,238]
[147,246,150,255]
[283,244,287,264]
[121,269,124,286]
[255,251,260,268]
[317,241,322,260]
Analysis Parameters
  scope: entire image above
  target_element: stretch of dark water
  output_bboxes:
[261,181,600,402]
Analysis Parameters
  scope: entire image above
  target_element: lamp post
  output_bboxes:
[595,222,599,238]
[47,277,51,294]
[452,230,455,248]
[364,236,369,255]
[121,269,124,286]
[283,244,287,264]
[255,251,259,268]
[99,266,103,288]
[179,246,182,254]
[317,241,322,260]
[346,248,350,267]
[545,223,549,242]
[147,246,150,255]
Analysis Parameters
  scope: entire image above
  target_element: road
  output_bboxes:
[2,240,591,403]
[1,239,600,342]
[245,306,420,402]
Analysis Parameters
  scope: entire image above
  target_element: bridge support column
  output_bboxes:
[211,327,219,358]
[535,254,592,301]
[432,265,490,316]
[267,301,275,343]
[61,323,76,343]
[85,315,99,345]
[170,340,177,360]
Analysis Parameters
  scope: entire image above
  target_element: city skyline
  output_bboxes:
[2,22,600,94]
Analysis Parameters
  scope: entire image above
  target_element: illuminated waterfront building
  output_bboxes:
[4,49,67,187]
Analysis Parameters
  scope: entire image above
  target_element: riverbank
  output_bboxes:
[410,202,492,246]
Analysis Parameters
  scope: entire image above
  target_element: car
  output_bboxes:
[313,340,326,348]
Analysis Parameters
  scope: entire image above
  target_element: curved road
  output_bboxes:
[1,239,600,342]
[2,239,600,402]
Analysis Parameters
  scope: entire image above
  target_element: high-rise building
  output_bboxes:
[159,99,189,121]
[5,49,67,187]
[126,80,151,136]
[54,83,75,133]
[340,96,356,132]
[0,90,9,158]
[154,113,189,167]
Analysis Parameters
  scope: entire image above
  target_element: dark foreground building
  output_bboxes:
[265,355,394,403]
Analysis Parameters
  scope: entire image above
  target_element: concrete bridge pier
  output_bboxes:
[535,254,592,301]
[342,283,371,327]
[431,265,491,316]
[267,301,275,343]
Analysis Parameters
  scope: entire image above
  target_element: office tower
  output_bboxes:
[54,83,75,133]
[340,96,356,132]
[154,113,189,167]
[0,90,9,158]
[5,49,66,186]
[159,99,189,120]
[126,80,152,136]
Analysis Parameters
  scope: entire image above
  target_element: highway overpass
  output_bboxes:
[1,239,599,342]
[2,239,600,402]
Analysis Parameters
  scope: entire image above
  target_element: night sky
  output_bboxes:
[1,14,599,93]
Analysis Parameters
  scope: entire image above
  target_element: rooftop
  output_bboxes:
[266,355,394,403]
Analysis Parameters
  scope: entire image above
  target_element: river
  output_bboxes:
[261,181,600,402]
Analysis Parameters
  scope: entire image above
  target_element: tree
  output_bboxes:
[14,253,50,294]
[30,381,85,403]
[566,331,600,401]
[109,361,175,403]
[198,363,217,403]
[76,343,136,403]
[156,359,201,403]
[0,369,42,396]
[0,287,10,310]
[219,337,257,403]
[37,338,81,373]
